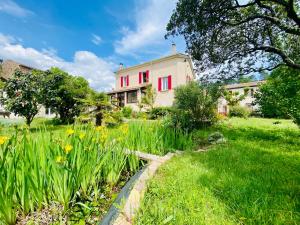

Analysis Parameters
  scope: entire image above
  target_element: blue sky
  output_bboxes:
[0,0,185,90]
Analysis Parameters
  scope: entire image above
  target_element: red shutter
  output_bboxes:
[158,77,162,91]
[146,70,149,82]
[139,72,142,84]
[168,75,172,90]
[120,76,123,87]
[126,75,129,86]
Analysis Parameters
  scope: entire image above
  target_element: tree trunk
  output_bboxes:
[95,112,103,126]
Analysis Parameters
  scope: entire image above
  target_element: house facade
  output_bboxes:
[218,81,265,115]
[107,51,195,110]
[0,59,54,118]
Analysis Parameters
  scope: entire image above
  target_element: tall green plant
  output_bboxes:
[172,82,221,131]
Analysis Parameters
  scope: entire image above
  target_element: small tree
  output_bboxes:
[223,88,249,107]
[80,91,111,126]
[172,81,221,131]
[140,86,156,111]
[1,70,42,126]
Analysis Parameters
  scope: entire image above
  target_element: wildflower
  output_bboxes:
[96,126,108,143]
[119,124,129,135]
[0,136,9,145]
[55,156,64,163]
[66,129,75,136]
[64,144,73,154]
[79,132,85,140]
[95,126,105,132]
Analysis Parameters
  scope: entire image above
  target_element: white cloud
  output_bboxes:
[0,33,116,91]
[114,0,177,55]
[0,0,33,17]
[91,34,102,45]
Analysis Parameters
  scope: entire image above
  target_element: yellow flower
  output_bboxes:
[95,126,105,132]
[79,132,85,140]
[64,144,73,154]
[55,156,64,163]
[66,129,75,135]
[119,124,129,135]
[96,126,108,143]
[0,136,9,145]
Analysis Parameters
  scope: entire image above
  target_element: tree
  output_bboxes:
[140,86,156,111]
[255,66,300,126]
[80,91,111,126]
[40,68,91,124]
[171,81,222,131]
[1,70,42,126]
[166,0,300,81]
[223,88,249,107]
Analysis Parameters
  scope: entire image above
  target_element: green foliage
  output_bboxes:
[223,88,249,107]
[0,125,141,224]
[135,118,300,224]
[171,82,221,131]
[139,86,156,111]
[121,106,133,118]
[166,0,300,80]
[41,67,92,124]
[149,107,172,120]
[229,105,251,118]
[80,91,112,126]
[255,67,300,126]
[123,121,194,155]
[1,70,43,126]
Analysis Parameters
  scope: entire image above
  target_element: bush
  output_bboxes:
[149,107,172,119]
[103,110,123,127]
[171,82,222,132]
[121,106,133,118]
[229,106,251,118]
[254,67,300,126]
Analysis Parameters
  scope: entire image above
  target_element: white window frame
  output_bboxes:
[123,76,128,87]
[161,77,169,91]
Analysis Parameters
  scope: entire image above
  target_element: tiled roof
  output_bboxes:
[225,80,266,89]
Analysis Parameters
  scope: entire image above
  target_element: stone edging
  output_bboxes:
[104,150,178,225]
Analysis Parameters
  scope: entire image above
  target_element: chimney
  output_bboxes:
[171,43,177,55]
[119,63,123,70]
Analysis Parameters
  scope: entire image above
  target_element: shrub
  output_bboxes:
[149,107,172,119]
[171,82,222,132]
[255,67,300,126]
[121,106,133,118]
[229,106,251,118]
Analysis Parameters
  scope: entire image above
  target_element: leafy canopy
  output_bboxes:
[255,66,300,126]
[40,68,92,124]
[1,70,43,125]
[167,0,300,81]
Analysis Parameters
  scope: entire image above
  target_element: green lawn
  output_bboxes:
[134,118,300,225]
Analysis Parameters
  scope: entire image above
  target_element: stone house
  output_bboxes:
[107,45,195,110]
[218,80,266,115]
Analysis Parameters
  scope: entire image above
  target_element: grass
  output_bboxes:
[134,117,300,225]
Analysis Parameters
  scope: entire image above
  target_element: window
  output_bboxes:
[142,72,147,83]
[139,70,149,84]
[162,77,169,91]
[121,75,129,87]
[127,90,137,103]
[158,75,172,91]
